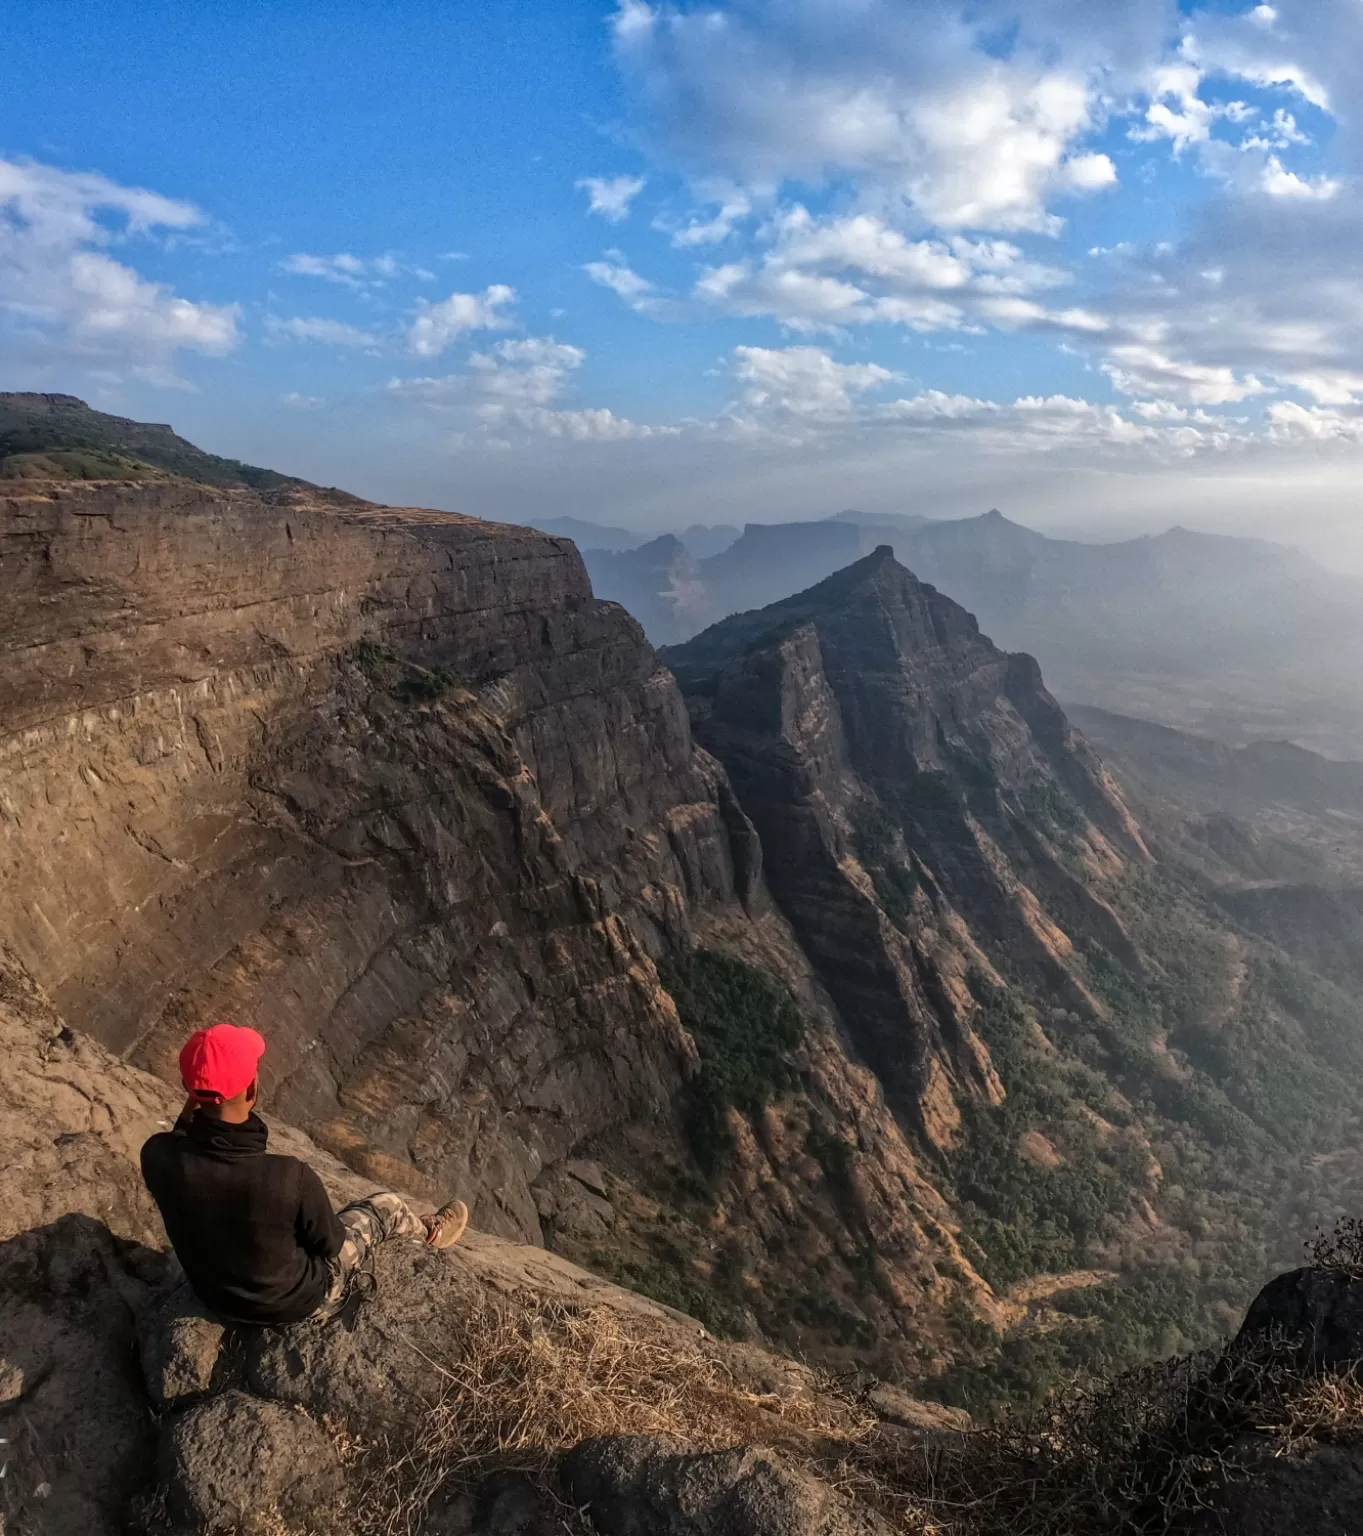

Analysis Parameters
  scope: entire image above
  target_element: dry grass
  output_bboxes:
[1278,1373,1363,1445]
[334,1246,1363,1536]
[822,1329,1363,1536]
[346,1290,875,1536]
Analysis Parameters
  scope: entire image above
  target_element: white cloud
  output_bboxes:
[0,157,240,382]
[664,190,751,246]
[280,391,324,409]
[468,337,587,406]
[873,388,1242,454]
[583,259,672,317]
[684,207,1085,335]
[1259,157,1340,199]
[503,406,674,440]
[407,284,516,356]
[1103,344,1267,406]
[611,0,1127,234]
[1131,62,1218,153]
[282,251,403,288]
[1280,370,1363,405]
[266,314,382,348]
[577,174,647,221]
[729,345,898,418]
[388,334,668,442]
[1183,10,1331,112]
[1267,400,1363,441]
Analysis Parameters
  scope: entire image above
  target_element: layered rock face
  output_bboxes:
[0,480,740,1234]
[664,548,1148,1148]
[0,480,991,1370]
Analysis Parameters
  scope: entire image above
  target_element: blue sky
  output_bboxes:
[4,1,1363,558]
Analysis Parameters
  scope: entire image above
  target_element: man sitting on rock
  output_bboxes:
[140,1022,467,1327]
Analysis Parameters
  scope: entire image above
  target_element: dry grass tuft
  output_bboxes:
[347,1290,874,1536]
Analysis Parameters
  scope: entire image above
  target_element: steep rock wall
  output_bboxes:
[665,548,1149,1148]
[0,482,748,1232]
[0,483,991,1373]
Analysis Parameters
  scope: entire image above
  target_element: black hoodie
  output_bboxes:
[140,1110,345,1326]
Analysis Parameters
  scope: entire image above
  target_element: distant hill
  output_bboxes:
[891,511,1363,759]
[0,392,360,499]
[1069,704,1363,819]
[579,534,708,645]
[520,515,650,550]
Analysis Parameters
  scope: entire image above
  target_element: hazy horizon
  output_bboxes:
[5,3,1363,569]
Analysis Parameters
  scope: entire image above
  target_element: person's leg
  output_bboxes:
[346,1190,429,1243]
[312,1191,429,1321]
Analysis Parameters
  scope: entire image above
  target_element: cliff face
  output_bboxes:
[0,478,996,1377]
[664,548,1148,1148]
[14,462,1363,1413]
[0,481,733,1229]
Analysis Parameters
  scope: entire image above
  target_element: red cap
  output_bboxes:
[179,1023,266,1103]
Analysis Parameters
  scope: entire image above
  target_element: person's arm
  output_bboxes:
[295,1163,346,1260]
[140,1132,171,1201]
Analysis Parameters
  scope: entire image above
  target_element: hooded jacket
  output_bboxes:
[140,1110,345,1326]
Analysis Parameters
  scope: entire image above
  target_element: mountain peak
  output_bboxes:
[661,544,982,689]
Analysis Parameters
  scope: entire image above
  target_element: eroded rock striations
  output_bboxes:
[0,476,993,1379]
[663,547,1148,1149]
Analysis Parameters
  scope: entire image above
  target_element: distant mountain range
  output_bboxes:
[561,503,1363,759]
[527,516,742,559]
[12,395,1360,759]
[570,512,929,644]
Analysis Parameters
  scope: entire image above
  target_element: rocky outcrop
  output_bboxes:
[562,1437,895,1536]
[0,949,954,1535]
[664,547,1148,1146]
[1235,1265,1363,1371]
[0,479,755,1240]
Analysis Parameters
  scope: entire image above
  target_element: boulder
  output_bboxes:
[562,1435,895,1536]
[1192,1434,1363,1536]
[865,1383,970,1433]
[429,1471,566,1535]
[139,1280,226,1407]
[246,1240,488,1432]
[161,1390,339,1533]
[0,1214,166,1536]
[1235,1265,1363,1370]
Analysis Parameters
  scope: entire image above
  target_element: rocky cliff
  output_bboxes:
[0,473,1007,1386]
[9,922,1363,1536]
[664,548,1148,1151]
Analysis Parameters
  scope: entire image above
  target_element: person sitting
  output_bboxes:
[140,1022,467,1326]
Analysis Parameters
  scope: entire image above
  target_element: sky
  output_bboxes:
[4,0,1363,560]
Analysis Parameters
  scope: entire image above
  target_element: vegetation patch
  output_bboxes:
[353,640,467,704]
[948,976,1132,1292]
[848,800,920,927]
[659,949,807,1176]
[588,1243,749,1340]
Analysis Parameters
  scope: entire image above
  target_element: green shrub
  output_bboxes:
[393,664,464,703]
[848,800,920,927]
[659,950,807,1176]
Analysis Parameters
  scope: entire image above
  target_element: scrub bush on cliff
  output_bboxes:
[659,950,806,1177]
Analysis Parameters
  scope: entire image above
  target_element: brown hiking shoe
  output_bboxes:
[426,1198,469,1250]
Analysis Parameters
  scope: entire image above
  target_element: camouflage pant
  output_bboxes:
[313,1191,427,1322]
